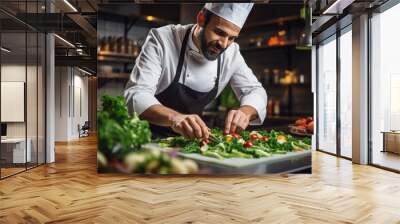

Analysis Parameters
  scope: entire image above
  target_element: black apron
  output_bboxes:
[150,25,221,139]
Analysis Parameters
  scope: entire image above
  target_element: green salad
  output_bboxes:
[158,128,311,159]
[98,95,152,159]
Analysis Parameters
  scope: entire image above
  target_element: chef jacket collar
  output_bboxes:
[188,24,200,53]
[187,24,218,63]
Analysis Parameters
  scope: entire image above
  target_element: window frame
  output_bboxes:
[367,0,400,173]
[314,20,353,161]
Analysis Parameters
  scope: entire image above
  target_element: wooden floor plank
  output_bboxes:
[0,135,399,223]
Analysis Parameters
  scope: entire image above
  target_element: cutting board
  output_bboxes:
[144,143,312,174]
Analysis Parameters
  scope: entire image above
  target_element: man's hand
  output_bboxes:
[171,114,209,139]
[224,106,257,134]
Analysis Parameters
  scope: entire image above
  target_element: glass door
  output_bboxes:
[0,0,47,179]
[339,26,352,159]
[370,2,400,171]
[1,31,28,178]
[317,35,337,154]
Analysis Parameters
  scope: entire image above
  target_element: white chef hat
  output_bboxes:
[204,3,254,28]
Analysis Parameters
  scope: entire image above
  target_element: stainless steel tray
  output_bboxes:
[144,143,311,174]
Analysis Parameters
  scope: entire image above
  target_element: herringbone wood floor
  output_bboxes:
[1,135,400,224]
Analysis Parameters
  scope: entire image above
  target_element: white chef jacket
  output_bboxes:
[124,24,268,125]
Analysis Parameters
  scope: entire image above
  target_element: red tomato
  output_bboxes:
[232,133,241,139]
[250,134,259,140]
[260,136,269,141]
[243,141,253,148]
[200,139,209,146]
[223,130,229,135]
[295,118,307,126]
[306,121,314,132]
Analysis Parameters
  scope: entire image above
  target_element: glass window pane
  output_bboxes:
[339,29,352,158]
[371,3,400,171]
[38,32,45,165]
[27,31,38,169]
[317,36,337,154]
[1,31,28,177]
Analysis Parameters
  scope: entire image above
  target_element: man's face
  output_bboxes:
[199,15,241,61]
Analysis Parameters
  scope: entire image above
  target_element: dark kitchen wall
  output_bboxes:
[98,3,313,128]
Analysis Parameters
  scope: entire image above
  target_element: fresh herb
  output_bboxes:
[98,95,152,159]
[157,128,311,159]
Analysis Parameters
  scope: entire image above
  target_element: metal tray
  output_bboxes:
[144,143,312,174]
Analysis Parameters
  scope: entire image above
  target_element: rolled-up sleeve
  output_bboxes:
[229,52,268,125]
[124,29,163,115]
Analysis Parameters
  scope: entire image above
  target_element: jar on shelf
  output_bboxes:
[127,39,133,55]
[109,36,116,53]
[116,37,125,54]
[272,68,281,84]
[133,40,139,57]
[267,99,274,116]
[273,100,280,115]
[248,37,256,47]
[98,37,105,52]
[103,37,111,52]
[256,37,263,47]
[263,68,271,85]
[277,30,287,46]
[299,74,305,84]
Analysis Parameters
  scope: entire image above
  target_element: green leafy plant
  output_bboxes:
[98,95,152,160]
[219,86,240,109]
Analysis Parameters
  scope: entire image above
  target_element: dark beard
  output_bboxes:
[199,28,226,61]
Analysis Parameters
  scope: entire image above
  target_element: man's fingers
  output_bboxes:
[224,110,235,133]
[177,122,189,138]
[194,115,209,139]
[230,111,241,133]
[182,120,194,139]
[238,115,249,131]
[187,117,202,138]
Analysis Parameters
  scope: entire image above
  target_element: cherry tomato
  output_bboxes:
[250,133,259,140]
[260,136,269,141]
[225,135,233,142]
[277,135,287,144]
[200,139,209,146]
[243,141,253,148]
[223,130,230,135]
[232,133,241,139]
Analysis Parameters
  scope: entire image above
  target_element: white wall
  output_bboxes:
[72,72,89,138]
[1,65,40,138]
[55,66,69,141]
[1,65,26,137]
[1,63,46,164]
[54,67,89,141]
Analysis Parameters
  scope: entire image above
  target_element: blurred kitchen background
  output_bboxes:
[98,3,313,134]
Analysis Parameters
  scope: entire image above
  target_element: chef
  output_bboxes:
[124,3,268,140]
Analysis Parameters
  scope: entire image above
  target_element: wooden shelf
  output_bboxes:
[263,83,311,88]
[99,11,176,28]
[243,15,304,31]
[98,51,136,57]
[98,72,130,80]
[268,115,307,120]
[240,43,300,52]
[98,51,136,64]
